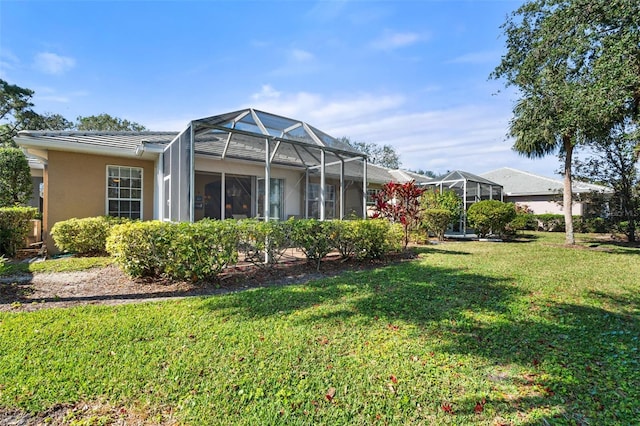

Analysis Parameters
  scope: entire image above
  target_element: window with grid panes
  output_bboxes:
[107,166,143,219]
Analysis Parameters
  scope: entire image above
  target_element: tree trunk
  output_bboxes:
[563,134,575,245]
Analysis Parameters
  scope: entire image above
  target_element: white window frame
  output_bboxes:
[106,165,144,219]
[308,182,335,219]
[257,177,285,220]
[366,188,381,206]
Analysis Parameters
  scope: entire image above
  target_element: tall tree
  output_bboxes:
[492,0,640,245]
[573,122,639,241]
[21,111,74,131]
[408,169,437,178]
[338,136,401,169]
[0,79,35,147]
[0,148,33,207]
[76,113,147,131]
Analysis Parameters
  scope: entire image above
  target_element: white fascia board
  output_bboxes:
[15,136,162,161]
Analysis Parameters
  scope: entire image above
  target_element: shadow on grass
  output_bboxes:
[199,257,639,423]
[577,239,640,255]
[412,246,472,256]
[201,261,515,321]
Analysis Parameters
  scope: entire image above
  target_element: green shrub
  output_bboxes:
[334,219,399,260]
[167,220,238,281]
[106,220,238,281]
[0,255,6,274]
[51,216,130,255]
[580,217,608,233]
[0,206,38,257]
[236,219,293,267]
[359,220,402,259]
[467,200,516,238]
[106,221,171,278]
[290,219,338,270]
[333,220,358,259]
[420,189,462,240]
[507,205,536,233]
[422,208,452,240]
[534,214,565,232]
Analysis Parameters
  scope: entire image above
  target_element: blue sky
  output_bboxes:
[1,0,564,177]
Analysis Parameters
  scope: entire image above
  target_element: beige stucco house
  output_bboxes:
[480,167,613,215]
[17,109,421,252]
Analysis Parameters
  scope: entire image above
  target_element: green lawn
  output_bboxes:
[0,232,638,425]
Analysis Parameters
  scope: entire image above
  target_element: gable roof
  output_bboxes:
[480,167,613,196]
[425,170,501,186]
[15,130,177,159]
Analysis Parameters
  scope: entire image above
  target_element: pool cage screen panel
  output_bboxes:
[162,125,193,222]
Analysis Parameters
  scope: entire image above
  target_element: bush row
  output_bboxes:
[106,219,239,281]
[533,214,627,234]
[0,207,38,257]
[51,216,131,255]
[102,218,403,281]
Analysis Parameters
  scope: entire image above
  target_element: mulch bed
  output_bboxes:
[0,251,418,312]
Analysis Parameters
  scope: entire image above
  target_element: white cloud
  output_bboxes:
[246,86,404,130]
[448,50,502,65]
[32,87,89,107]
[269,47,319,77]
[252,84,281,101]
[33,52,76,75]
[370,31,424,51]
[0,49,21,79]
[243,85,561,176]
[305,0,349,21]
[290,49,314,62]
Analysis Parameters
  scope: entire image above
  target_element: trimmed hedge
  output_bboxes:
[51,216,130,255]
[467,200,516,238]
[106,219,238,281]
[535,214,565,232]
[334,219,402,260]
[0,206,38,257]
[533,215,612,233]
[236,219,294,266]
[290,220,338,271]
[106,218,404,280]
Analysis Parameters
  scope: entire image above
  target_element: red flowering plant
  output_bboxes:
[372,180,425,249]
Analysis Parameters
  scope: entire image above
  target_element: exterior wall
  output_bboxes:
[194,157,304,218]
[44,150,155,253]
[506,195,585,216]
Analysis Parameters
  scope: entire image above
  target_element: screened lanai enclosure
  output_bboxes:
[161,109,369,223]
[423,170,503,235]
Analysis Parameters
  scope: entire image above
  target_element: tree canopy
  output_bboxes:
[76,114,147,131]
[338,137,401,169]
[492,0,640,244]
[573,121,639,241]
[0,147,33,207]
[0,79,35,147]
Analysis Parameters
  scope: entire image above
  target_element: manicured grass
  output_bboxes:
[0,256,113,276]
[0,232,638,424]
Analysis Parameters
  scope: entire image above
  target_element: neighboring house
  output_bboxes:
[480,167,613,216]
[15,108,420,253]
[422,170,504,235]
